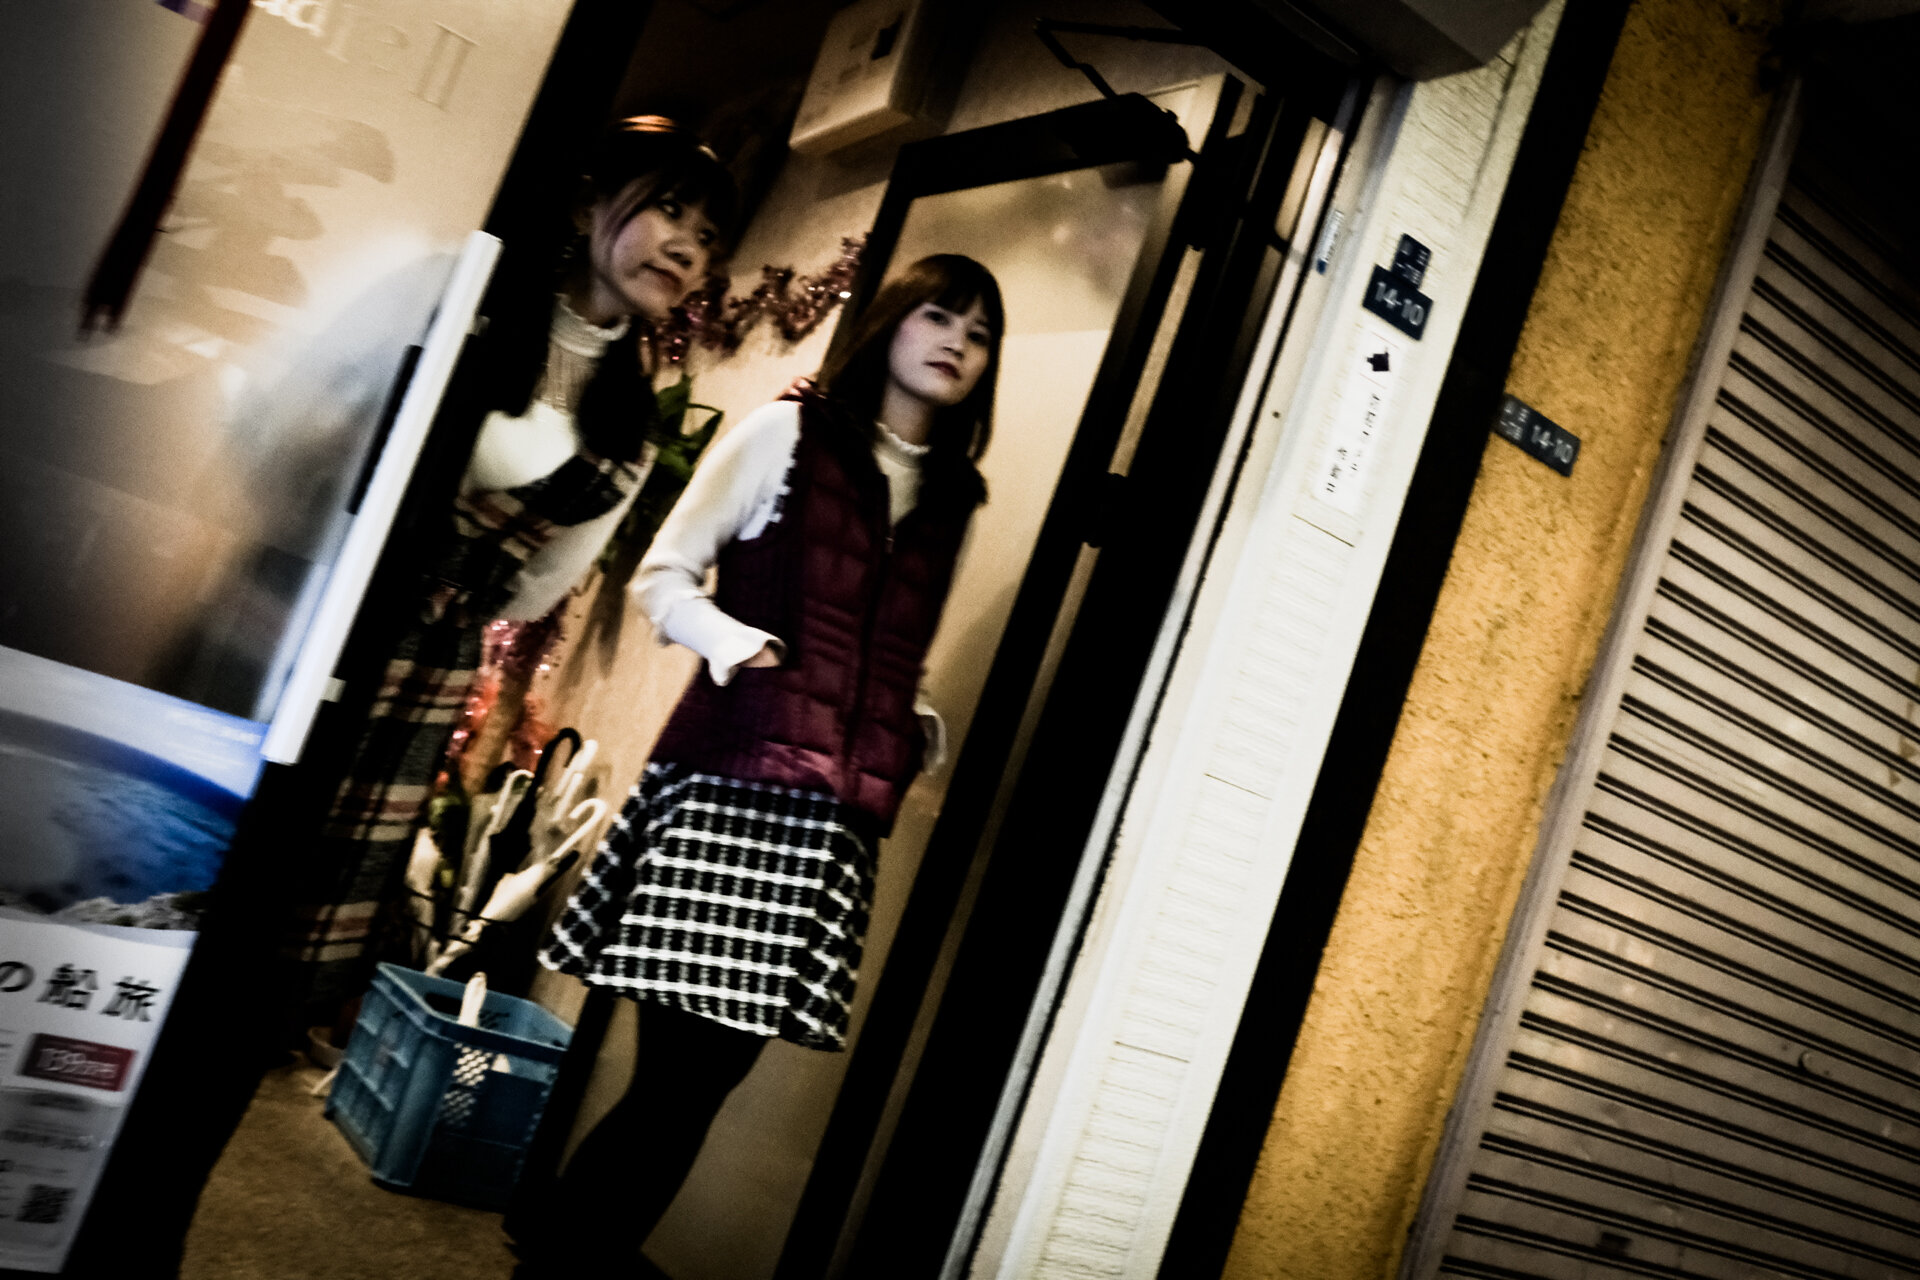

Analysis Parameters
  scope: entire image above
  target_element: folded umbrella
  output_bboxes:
[427,798,607,978]
[487,728,581,884]
[441,768,531,966]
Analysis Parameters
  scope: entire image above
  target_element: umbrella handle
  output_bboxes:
[458,972,488,1027]
[548,739,598,821]
[519,728,581,830]
[548,799,608,865]
[494,728,580,864]
[484,771,535,840]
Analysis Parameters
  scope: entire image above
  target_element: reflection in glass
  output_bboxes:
[0,0,573,724]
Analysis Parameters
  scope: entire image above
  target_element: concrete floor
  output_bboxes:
[180,1061,520,1280]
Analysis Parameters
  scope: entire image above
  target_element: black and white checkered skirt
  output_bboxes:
[540,763,874,1050]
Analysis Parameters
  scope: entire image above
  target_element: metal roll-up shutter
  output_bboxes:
[1416,152,1920,1276]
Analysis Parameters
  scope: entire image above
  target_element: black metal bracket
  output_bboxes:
[1034,18,1209,160]
[1080,471,1132,547]
[344,345,423,515]
[80,0,255,333]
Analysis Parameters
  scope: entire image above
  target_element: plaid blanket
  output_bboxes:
[542,763,875,1051]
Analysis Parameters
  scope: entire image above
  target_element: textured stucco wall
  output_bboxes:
[1223,1,1779,1277]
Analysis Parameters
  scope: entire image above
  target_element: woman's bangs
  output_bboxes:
[930,281,982,320]
[666,154,739,237]
[928,261,1002,335]
[597,141,738,244]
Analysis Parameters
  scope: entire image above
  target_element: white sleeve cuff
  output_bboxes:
[915,695,948,772]
[656,595,784,685]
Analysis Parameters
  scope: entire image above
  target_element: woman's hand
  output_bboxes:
[741,643,783,669]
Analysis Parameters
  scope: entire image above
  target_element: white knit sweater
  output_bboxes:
[461,297,643,621]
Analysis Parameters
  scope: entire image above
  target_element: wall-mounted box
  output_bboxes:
[789,0,953,156]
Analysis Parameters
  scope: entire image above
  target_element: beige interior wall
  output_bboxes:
[1221,1,1782,1276]
[508,5,1239,1278]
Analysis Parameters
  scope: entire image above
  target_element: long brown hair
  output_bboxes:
[817,254,1004,509]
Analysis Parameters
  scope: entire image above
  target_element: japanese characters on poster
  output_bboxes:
[0,644,263,1271]
[0,917,194,1271]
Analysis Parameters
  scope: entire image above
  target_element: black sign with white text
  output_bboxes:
[1493,394,1580,476]
[1391,234,1431,288]
[1362,265,1430,339]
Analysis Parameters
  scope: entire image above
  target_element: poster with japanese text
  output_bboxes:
[0,645,264,1271]
[0,915,194,1271]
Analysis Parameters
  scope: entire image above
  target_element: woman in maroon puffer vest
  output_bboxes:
[521,255,1003,1273]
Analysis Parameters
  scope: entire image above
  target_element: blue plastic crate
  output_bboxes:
[326,963,572,1210]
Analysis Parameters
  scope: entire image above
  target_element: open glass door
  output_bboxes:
[0,1,570,1269]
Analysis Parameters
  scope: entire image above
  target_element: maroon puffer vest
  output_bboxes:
[650,393,978,830]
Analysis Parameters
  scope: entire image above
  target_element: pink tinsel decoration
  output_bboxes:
[659,236,865,364]
[442,612,568,773]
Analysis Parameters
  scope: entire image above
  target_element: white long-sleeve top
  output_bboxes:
[461,297,647,621]
[632,399,949,764]
[631,399,928,682]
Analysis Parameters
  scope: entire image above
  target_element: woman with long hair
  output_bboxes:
[519,254,1005,1272]
[286,116,739,1012]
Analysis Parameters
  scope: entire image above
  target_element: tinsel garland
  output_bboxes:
[659,235,866,364]
[442,611,568,777]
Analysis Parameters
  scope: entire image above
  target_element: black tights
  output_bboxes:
[516,1001,766,1269]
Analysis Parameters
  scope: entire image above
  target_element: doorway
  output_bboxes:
[102,4,1354,1278]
